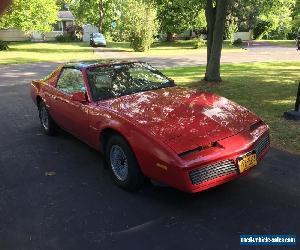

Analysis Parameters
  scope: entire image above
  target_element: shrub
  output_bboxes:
[0,40,9,51]
[194,38,206,49]
[65,25,83,41]
[127,1,158,52]
[225,21,238,41]
[55,34,73,43]
[232,38,243,47]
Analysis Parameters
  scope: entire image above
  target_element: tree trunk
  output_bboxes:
[204,0,230,82]
[0,0,12,15]
[98,0,105,33]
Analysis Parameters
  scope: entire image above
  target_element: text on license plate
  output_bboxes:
[238,152,257,173]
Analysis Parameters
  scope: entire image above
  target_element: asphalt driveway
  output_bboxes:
[0,63,299,250]
[96,44,300,67]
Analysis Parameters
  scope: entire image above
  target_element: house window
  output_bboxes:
[53,21,63,32]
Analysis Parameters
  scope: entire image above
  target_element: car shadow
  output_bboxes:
[25,128,300,249]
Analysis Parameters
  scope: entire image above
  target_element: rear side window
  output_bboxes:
[56,68,86,94]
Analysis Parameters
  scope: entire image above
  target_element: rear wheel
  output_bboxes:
[38,102,56,136]
[106,135,145,191]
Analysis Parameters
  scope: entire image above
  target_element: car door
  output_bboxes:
[51,68,90,142]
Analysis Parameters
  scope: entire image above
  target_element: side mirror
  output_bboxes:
[71,91,87,103]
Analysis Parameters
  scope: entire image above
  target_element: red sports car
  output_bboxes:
[31,61,270,193]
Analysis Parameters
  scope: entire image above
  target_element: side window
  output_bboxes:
[56,68,86,94]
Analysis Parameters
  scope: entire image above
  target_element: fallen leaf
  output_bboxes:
[45,171,56,176]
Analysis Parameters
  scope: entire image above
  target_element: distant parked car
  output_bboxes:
[90,33,106,47]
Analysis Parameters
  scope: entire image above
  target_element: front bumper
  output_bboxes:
[93,42,106,47]
[170,126,270,193]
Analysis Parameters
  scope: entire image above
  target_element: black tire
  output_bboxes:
[38,102,56,136]
[106,134,145,191]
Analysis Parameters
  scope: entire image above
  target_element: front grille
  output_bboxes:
[189,160,238,185]
[255,135,270,157]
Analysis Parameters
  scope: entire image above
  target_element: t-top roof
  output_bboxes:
[63,60,140,70]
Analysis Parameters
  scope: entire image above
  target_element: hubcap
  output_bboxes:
[40,106,49,130]
[110,145,128,181]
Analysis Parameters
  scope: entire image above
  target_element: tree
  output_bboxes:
[293,0,300,34]
[230,0,295,39]
[72,0,122,33]
[0,0,58,33]
[0,0,12,15]
[205,0,230,82]
[156,0,204,41]
[56,0,73,10]
[118,0,158,51]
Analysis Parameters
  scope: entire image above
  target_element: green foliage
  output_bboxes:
[71,0,122,33]
[253,20,272,39]
[292,0,300,36]
[231,0,296,39]
[194,38,206,49]
[259,0,295,39]
[55,35,73,42]
[57,0,73,10]
[0,0,58,33]
[0,40,9,51]
[156,0,205,35]
[225,21,238,41]
[232,38,243,47]
[194,10,207,31]
[107,1,132,42]
[126,1,158,52]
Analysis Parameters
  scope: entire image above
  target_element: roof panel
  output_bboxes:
[58,11,75,20]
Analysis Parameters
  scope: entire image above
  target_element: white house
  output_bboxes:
[0,11,75,42]
[54,10,75,33]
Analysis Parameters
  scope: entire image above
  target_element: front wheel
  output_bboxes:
[106,135,145,191]
[38,102,56,136]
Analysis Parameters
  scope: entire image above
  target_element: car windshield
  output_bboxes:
[86,63,174,101]
[93,33,104,38]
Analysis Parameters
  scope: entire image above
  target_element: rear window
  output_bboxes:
[93,33,104,38]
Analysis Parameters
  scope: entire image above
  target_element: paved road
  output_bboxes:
[1,45,299,81]
[95,45,300,67]
[0,63,300,250]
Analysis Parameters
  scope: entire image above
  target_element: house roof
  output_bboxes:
[58,11,75,20]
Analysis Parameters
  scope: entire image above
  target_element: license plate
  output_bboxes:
[238,152,257,173]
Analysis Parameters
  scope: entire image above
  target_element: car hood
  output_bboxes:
[100,87,260,154]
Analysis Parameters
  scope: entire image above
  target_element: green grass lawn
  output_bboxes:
[0,42,100,64]
[162,62,300,154]
[0,40,242,65]
[141,40,243,56]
